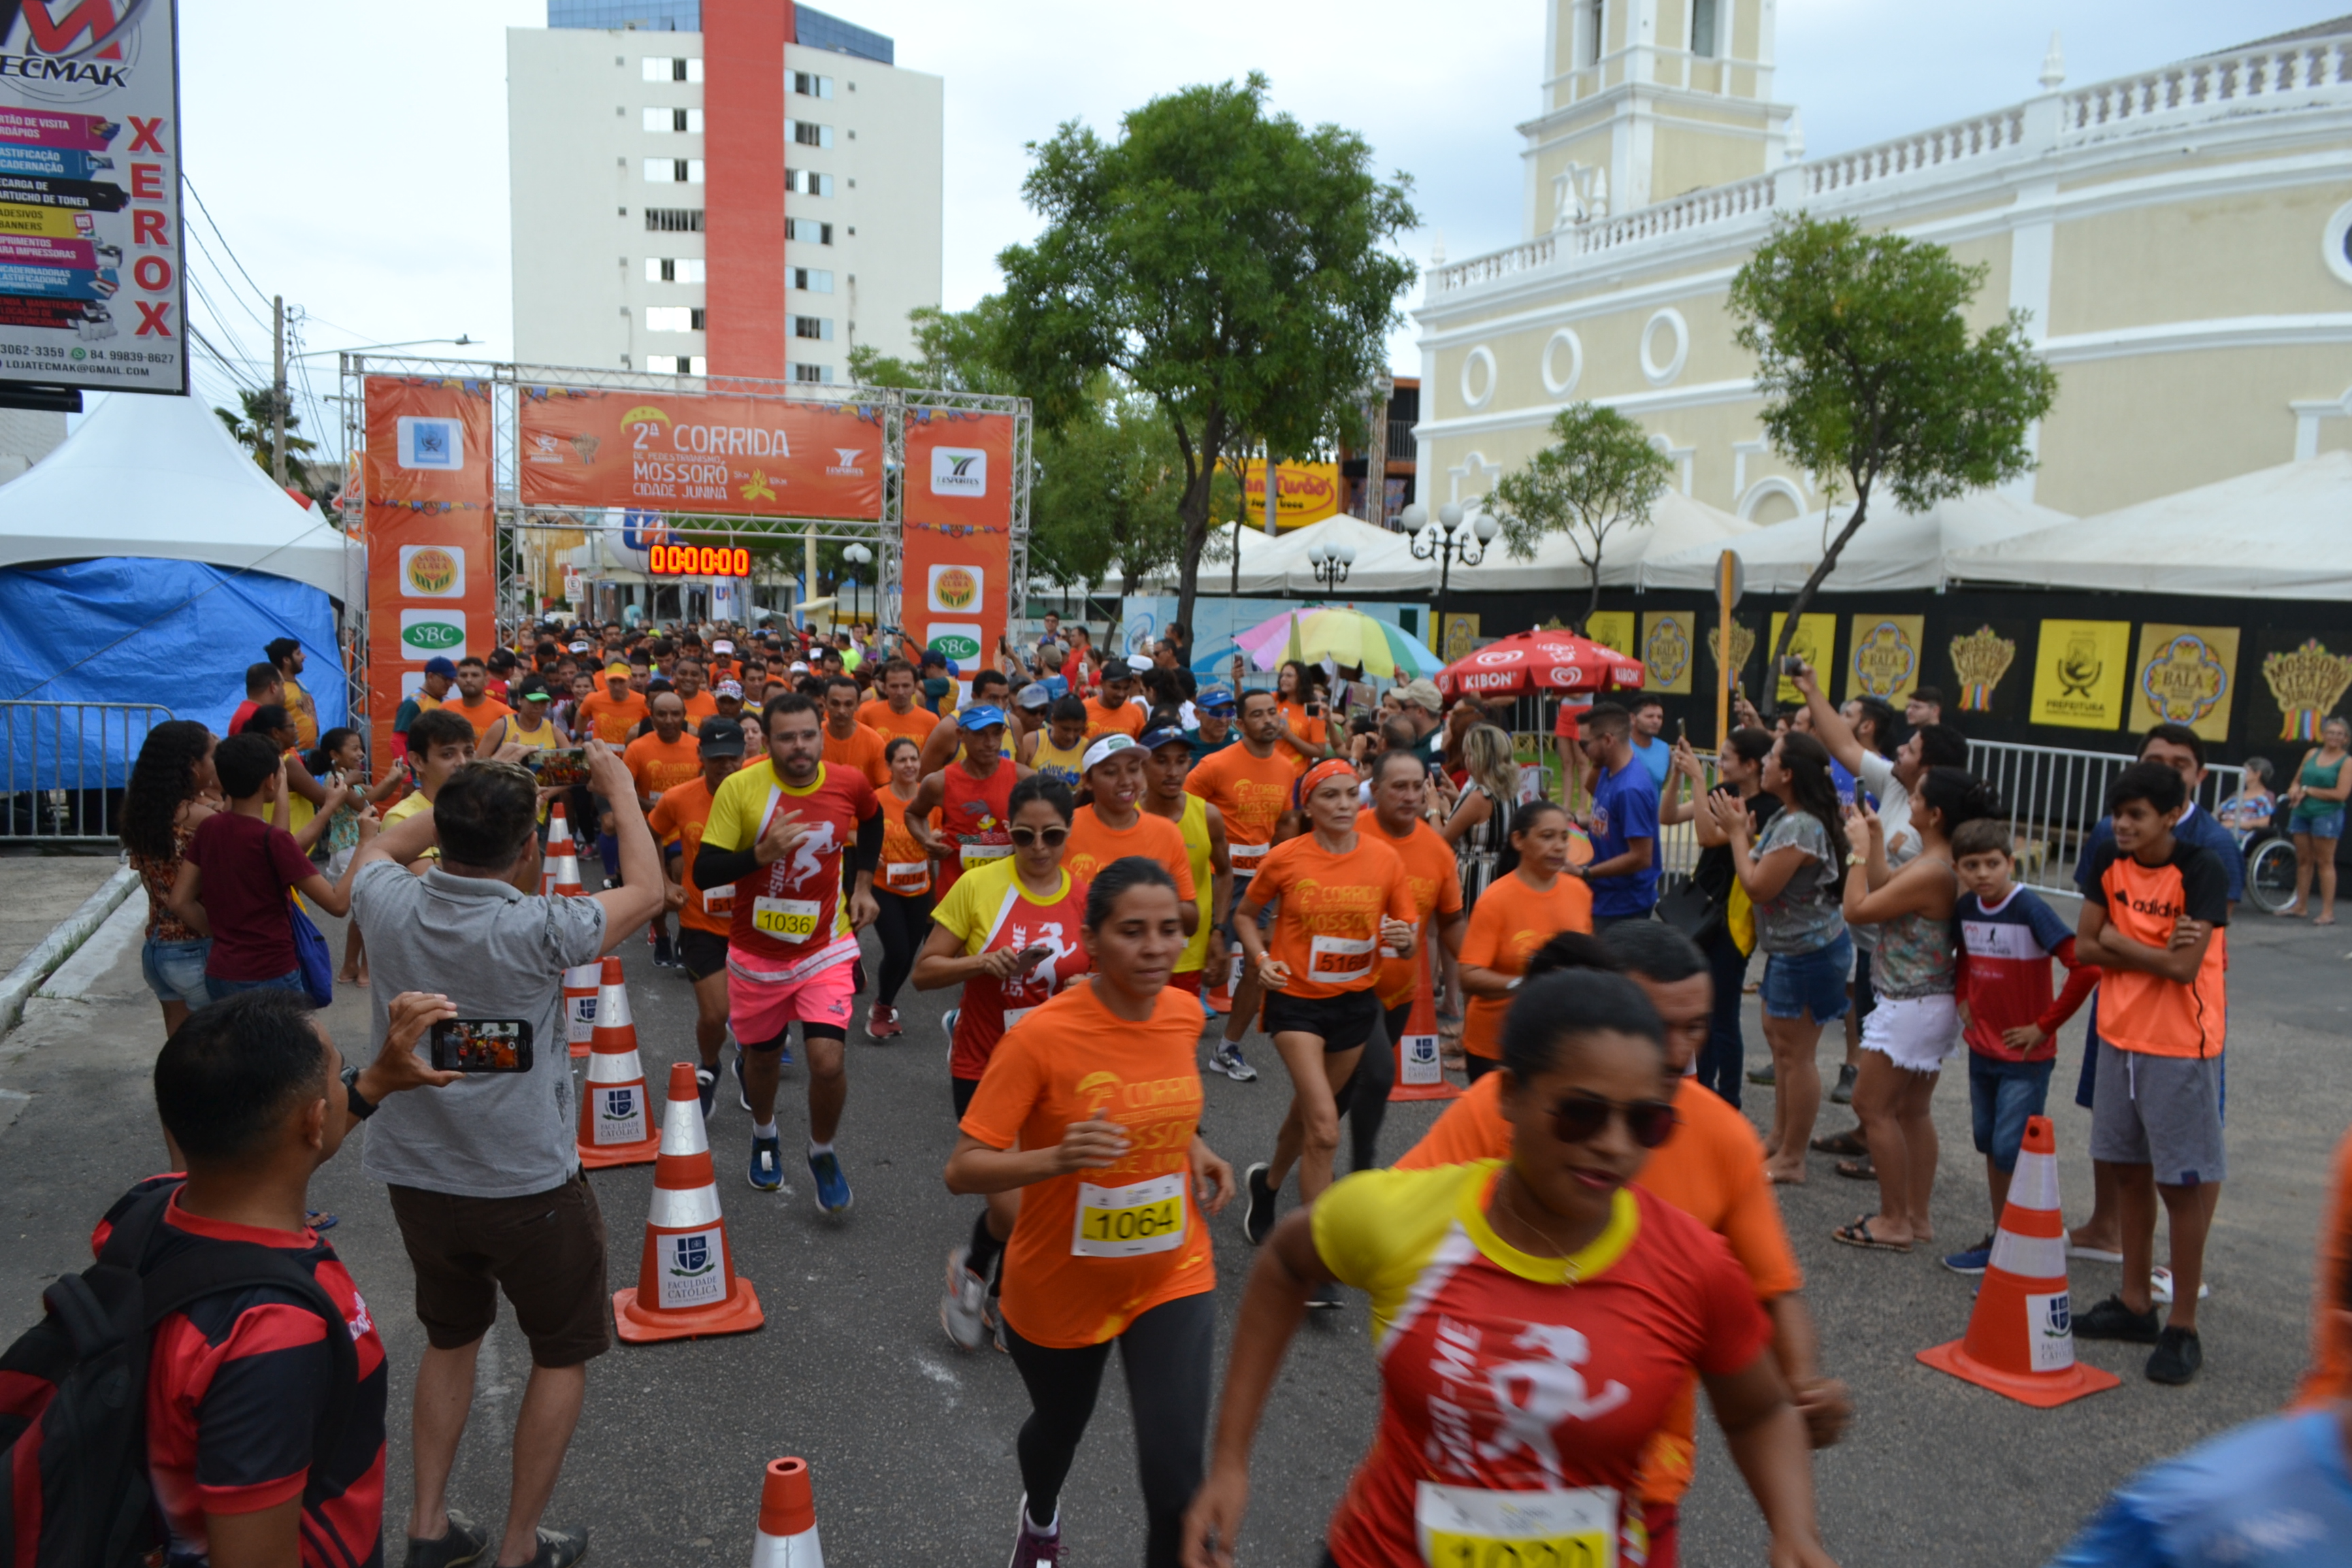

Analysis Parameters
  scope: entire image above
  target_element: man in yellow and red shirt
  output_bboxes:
[2070,760,2230,1386]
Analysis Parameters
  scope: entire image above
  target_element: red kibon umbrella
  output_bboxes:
[1435,628,1646,700]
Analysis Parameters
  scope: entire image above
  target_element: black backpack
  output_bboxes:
[0,1179,357,1568]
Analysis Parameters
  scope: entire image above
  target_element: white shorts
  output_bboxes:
[1860,992,1961,1074]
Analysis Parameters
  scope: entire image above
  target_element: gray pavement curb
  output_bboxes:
[0,864,137,1036]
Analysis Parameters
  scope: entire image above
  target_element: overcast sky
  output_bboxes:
[164,0,2349,450]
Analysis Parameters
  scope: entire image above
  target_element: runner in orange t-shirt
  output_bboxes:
[575,663,649,746]
[672,655,720,723]
[1185,689,1304,1083]
[1458,800,1595,1078]
[446,656,512,740]
[819,674,891,787]
[647,715,746,1108]
[944,862,1236,1567]
[866,735,934,1043]
[623,689,703,968]
[1348,748,1468,1169]
[1235,759,1417,1291]
[858,658,941,745]
[1081,659,1147,741]
[1398,920,1849,1567]
[1062,735,1195,917]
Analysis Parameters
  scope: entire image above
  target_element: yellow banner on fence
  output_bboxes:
[1769,613,1838,704]
[2128,625,2240,742]
[2029,619,2132,730]
[1845,615,1925,703]
[1439,613,1482,663]
[1584,611,1635,663]
[1641,611,1695,694]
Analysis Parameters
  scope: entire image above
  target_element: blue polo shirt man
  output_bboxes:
[1575,701,1659,928]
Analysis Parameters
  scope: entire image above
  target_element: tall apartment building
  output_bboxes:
[508,1,943,383]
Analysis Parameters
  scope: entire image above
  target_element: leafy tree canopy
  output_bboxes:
[1488,402,1673,630]
[214,388,321,496]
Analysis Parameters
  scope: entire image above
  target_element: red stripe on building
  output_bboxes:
[703,0,791,379]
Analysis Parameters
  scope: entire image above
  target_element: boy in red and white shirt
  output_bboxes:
[1943,817,2097,1275]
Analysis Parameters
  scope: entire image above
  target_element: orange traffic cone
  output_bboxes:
[542,804,584,897]
[1917,1114,2121,1407]
[561,963,600,1060]
[577,956,660,1169]
[1392,943,1460,1102]
[614,1062,764,1343]
[749,1457,823,1566]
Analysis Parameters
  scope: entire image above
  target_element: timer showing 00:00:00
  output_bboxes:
[648,544,752,577]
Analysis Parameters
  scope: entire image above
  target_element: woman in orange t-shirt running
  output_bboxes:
[1234,760,1418,1290]
[945,859,1237,1568]
[1458,801,1595,1081]
[867,736,934,1040]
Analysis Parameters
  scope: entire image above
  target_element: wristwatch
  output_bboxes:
[341,1064,376,1122]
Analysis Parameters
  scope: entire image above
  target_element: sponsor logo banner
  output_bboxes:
[515,388,882,520]
[2128,623,2238,742]
[1238,460,1341,531]
[1641,611,1693,695]
[902,410,1013,673]
[1845,615,1925,702]
[2029,619,2132,731]
[1768,612,1838,704]
[365,377,495,765]
[397,608,466,662]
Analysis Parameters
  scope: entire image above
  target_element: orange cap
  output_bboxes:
[757,1457,815,1537]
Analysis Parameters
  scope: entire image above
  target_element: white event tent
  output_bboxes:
[1417,489,1758,595]
[0,389,357,599]
[1944,452,2352,600]
[1639,489,2072,594]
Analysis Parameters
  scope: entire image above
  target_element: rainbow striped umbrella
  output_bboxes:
[1231,607,1443,680]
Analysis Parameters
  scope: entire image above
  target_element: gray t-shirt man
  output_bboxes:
[353,860,608,1198]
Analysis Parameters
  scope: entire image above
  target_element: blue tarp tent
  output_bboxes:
[0,393,359,791]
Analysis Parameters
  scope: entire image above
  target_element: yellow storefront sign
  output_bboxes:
[1238,461,1342,531]
[2029,619,2132,730]
[1768,613,1838,704]
[1641,611,1695,695]
[1844,615,1925,703]
[0,203,93,239]
[2127,625,2240,742]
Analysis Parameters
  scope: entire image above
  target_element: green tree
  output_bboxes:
[1488,402,1674,633]
[214,388,320,495]
[1728,214,2058,690]
[996,74,1418,634]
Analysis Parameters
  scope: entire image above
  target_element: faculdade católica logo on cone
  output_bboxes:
[930,446,986,495]
[399,609,466,662]
[928,564,983,613]
[399,544,463,598]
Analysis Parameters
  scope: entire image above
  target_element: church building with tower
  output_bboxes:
[1411,3,2352,527]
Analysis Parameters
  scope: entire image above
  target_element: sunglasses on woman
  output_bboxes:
[1008,825,1069,848]
[1550,1092,1678,1149]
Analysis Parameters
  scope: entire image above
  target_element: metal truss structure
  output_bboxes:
[336,353,1030,741]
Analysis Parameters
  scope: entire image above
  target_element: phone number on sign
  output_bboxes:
[0,344,174,363]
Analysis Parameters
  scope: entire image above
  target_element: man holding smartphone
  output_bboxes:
[348,741,664,1568]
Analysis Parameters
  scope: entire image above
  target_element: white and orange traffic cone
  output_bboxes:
[577,956,660,1169]
[542,803,584,897]
[749,1457,823,1566]
[561,963,600,1060]
[1916,1114,2121,1407]
[614,1062,764,1343]
[1392,943,1459,1102]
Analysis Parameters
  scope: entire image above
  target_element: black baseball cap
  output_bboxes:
[696,716,747,757]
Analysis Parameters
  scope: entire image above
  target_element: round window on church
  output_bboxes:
[2325,200,2352,288]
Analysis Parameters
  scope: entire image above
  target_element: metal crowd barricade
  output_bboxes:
[1961,738,2240,899]
[0,701,176,845]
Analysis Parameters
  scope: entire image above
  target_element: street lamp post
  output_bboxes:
[1306,539,1356,592]
[843,542,872,630]
[1403,502,1499,655]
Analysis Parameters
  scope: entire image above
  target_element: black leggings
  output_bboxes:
[1333,1001,1406,1172]
[1695,924,1748,1107]
[1004,1290,1213,1567]
[872,889,932,1007]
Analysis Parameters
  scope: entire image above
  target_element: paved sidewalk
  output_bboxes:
[0,851,126,978]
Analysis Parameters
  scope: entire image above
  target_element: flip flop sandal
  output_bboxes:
[1834,1158,1877,1180]
[1810,1130,1867,1158]
[1831,1217,1909,1252]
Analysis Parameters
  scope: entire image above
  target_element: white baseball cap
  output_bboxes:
[1081,734,1139,774]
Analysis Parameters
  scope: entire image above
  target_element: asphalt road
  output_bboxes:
[2,885,2347,1567]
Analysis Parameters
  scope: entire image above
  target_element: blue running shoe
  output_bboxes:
[1942,1236,1995,1275]
[748,1134,784,1191]
[731,1047,751,1112]
[808,1147,853,1213]
[696,1065,717,1120]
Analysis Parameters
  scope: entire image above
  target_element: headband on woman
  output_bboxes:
[1296,757,1358,807]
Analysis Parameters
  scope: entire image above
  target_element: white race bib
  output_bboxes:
[884,860,929,894]
[960,840,1013,868]
[1002,1003,1036,1032]
[1416,1482,1618,1568]
[752,896,821,943]
[1308,933,1377,983]
[702,885,735,916]
[1071,1171,1186,1258]
[1229,840,1269,870]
